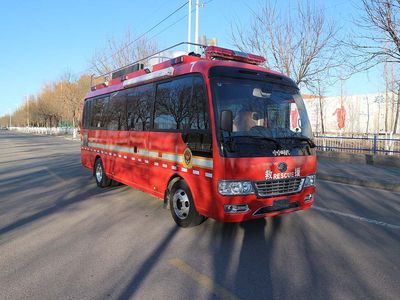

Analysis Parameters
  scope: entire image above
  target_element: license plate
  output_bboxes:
[273,199,290,210]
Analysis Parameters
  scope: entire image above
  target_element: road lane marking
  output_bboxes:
[167,258,240,300]
[313,206,400,230]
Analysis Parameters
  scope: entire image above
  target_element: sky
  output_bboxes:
[0,0,385,117]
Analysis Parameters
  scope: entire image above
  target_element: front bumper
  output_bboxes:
[213,186,315,222]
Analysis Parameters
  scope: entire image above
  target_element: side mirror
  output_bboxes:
[220,110,233,132]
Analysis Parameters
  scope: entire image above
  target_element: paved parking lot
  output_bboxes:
[0,131,399,299]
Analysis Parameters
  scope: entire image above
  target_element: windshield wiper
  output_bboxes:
[232,135,282,150]
[221,136,236,152]
[277,136,316,148]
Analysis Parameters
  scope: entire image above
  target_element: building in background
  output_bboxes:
[303,93,400,136]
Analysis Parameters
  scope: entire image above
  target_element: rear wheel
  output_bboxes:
[94,158,111,188]
[169,180,205,227]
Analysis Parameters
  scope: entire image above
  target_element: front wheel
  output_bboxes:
[94,158,111,188]
[169,180,205,227]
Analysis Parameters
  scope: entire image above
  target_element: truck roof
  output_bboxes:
[85,45,288,100]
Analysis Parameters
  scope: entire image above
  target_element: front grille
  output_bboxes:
[253,202,299,215]
[254,177,304,197]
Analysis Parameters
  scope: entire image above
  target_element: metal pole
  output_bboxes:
[188,0,191,52]
[9,108,11,128]
[195,0,199,53]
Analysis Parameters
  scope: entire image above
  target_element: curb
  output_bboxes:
[317,172,400,192]
[317,151,400,168]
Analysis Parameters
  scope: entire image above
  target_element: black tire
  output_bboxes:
[94,158,111,188]
[169,180,205,227]
[110,180,122,187]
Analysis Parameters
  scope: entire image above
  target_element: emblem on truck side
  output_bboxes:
[182,148,193,168]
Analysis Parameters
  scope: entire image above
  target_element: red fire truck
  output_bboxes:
[81,44,316,227]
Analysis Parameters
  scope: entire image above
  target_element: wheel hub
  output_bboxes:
[172,189,190,220]
[95,163,103,183]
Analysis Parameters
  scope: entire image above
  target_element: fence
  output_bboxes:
[315,134,400,156]
[5,127,400,156]
[8,127,79,139]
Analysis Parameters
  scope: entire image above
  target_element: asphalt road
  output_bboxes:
[0,130,399,300]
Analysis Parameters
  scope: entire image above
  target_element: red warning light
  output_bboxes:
[205,46,265,65]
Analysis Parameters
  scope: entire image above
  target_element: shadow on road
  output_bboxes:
[116,226,179,299]
[208,217,282,299]
[0,180,103,237]
[1,132,399,299]
[0,135,101,239]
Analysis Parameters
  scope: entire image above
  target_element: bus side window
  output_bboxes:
[126,89,138,131]
[154,76,202,130]
[154,79,185,130]
[184,76,209,130]
[126,83,153,131]
[83,100,92,129]
[107,91,127,131]
[127,111,135,130]
[91,97,107,129]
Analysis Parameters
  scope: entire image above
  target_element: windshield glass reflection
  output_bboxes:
[212,78,314,157]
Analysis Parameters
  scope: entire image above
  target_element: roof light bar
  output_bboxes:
[205,46,266,65]
[123,67,174,88]
[91,82,109,91]
[112,63,144,79]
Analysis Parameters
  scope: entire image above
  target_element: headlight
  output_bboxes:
[304,174,316,187]
[218,180,254,195]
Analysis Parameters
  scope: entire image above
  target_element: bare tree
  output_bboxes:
[1,31,159,128]
[386,62,400,134]
[0,115,9,127]
[0,73,92,129]
[59,73,91,127]
[348,0,400,133]
[315,79,326,134]
[383,60,400,133]
[394,86,400,133]
[36,83,65,127]
[231,0,342,90]
[349,0,400,68]
[89,31,158,76]
[366,96,371,134]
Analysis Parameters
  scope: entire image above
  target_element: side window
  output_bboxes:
[187,76,209,130]
[83,100,92,129]
[126,84,153,131]
[91,96,108,129]
[106,91,127,131]
[154,76,208,131]
[154,77,191,130]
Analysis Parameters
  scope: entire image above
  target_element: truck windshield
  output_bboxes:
[212,77,314,157]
